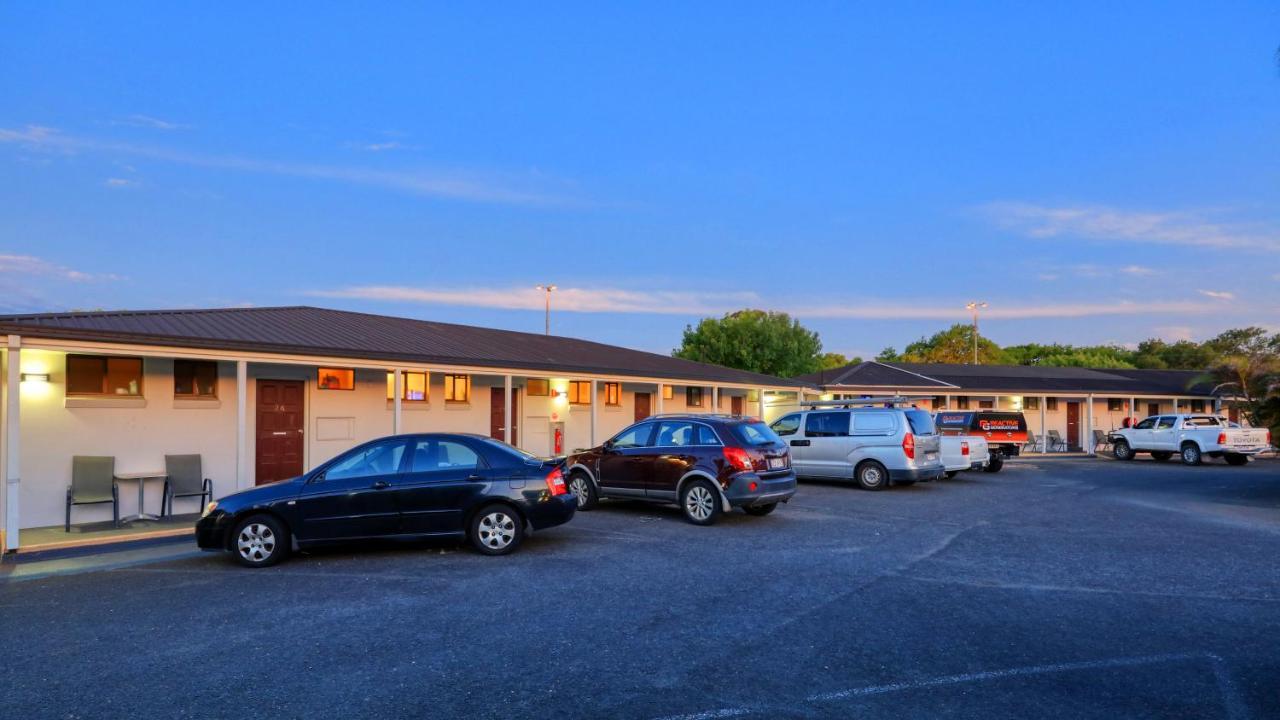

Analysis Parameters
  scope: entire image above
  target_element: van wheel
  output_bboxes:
[232,514,289,568]
[1180,443,1202,466]
[855,461,889,490]
[680,479,722,525]
[567,471,598,510]
[1112,441,1134,461]
[1151,451,1172,462]
[1225,453,1249,466]
[984,454,1004,473]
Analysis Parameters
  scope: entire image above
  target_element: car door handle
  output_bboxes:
[790,440,810,447]
[466,474,484,482]
[371,480,391,490]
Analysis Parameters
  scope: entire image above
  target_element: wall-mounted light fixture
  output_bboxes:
[20,373,50,383]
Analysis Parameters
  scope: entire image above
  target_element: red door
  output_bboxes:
[256,379,304,485]
[1065,402,1080,451]
[490,387,519,443]
[634,392,651,422]
[731,396,743,416]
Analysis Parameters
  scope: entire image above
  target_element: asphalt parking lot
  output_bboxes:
[2,456,1278,719]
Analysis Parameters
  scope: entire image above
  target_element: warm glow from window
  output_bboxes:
[387,371,428,401]
[444,374,470,403]
[527,379,549,396]
[318,368,355,390]
[662,385,674,400]
[67,355,143,396]
[568,381,591,405]
[604,382,621,406]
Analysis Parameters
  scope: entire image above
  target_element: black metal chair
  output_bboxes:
[162,454,212,518]
[1092,430,1112,453]
[66,456,118,531]
[1045,430,1069,452]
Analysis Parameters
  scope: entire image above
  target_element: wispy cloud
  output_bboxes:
[0,125,572,207]
[1197,289,1235,300]
[1119,265,1157,276]
[1155,325,1195,342]
[982,202,1280,250]
[104,177,138,188]
[311,284,1227,320]
[0,254,119,282]
[358,141,420,152]
[114,114,190,131]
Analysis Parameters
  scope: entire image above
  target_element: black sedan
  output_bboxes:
[196,433,576,567]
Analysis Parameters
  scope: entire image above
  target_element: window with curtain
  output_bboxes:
[67,355,144,396]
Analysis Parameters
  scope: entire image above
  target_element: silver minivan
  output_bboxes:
[768,406,944,490]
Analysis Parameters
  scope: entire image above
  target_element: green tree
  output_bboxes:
[1206,328,1280,433]
[818,352,859,370]
[875,346,901,362]
[673,310,825,377]
[899,324,1003,364]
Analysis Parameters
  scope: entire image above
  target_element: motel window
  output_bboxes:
[386,372,428,402]
[526,379,549,396]
[1024,397,1040,410]
[174,360,217,398]
[933,396,948,408]
[67,355,144,396]
[604,382,621,406]
[1190,400,1205,413]
[978,400,994,409]
[955,396,970,410]
[686,387,704,407]
[568,381,592,405]
[1107,399,1124,412]
[1046,397,1059,411]
[663,385,675,400]
[318,368,355,391]
[444,374,470,403]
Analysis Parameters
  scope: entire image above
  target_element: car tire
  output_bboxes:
[944,470,959,479]
[984,454,1004,473]
[680,479,722,526]
[1180,443,1202,466]
[855,461,889,490]
[1225,453,1250,466]
[231,514,289,568]
[1151,451,1172,462]
[1113,440,1134,461]
[469,504,524,555]
[567,471,599,511]
[743,503,777,516]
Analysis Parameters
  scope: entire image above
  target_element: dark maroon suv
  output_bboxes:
[565,414,797,525]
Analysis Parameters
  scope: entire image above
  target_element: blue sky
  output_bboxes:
[1,2,1278,359]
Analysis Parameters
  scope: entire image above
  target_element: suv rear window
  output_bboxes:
[732,421,781,446]
[904,410,937,435]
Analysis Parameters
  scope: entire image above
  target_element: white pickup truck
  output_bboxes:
[939,435,989,478]
[1109,414,1272,466]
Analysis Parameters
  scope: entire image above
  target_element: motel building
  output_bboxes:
[0,306,807,552]
[796,361,1231,453]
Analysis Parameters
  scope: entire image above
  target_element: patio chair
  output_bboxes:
[1045,430,1069,452]
[1092,429,1111,453]
[1023,431,1043,453]
[162,454,213,518]
[66,456,118,531]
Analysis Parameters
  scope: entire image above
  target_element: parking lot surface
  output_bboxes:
[2,457,1278,719]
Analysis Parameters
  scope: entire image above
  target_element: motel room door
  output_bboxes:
[634,392,651,422]
[731,396,743,416]
[1065,401,1081,451]
[256,379,304,485]
[490,387,519,444]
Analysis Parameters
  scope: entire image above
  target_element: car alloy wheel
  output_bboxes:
[1113,441,1133,461]
[478,511,517,551]
[237,523,275,564]
[568,473,597,510]
[1181,444,1201,466]
[680,479,722,526]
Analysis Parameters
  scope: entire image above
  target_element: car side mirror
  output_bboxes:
[602,439,616,451]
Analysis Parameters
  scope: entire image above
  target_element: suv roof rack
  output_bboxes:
[641,413,758,421]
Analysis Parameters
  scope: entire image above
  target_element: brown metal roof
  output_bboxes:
[0,306,806,388]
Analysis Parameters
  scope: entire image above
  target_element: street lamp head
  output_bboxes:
[536,284,557,292]
[965,301,988,311]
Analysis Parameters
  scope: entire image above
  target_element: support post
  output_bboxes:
[711,386,719,413]
[504,375,513,444]
[392,369,403,434]
[236,360,248,490]
[944,394,951,410]
[1130,396,1137,423]
[1086,393,1095,456]
[656,383,664,414]
[758,387,766,421]
[1039,395,1047,453]
[589,379,597,447]
[4,337,19,550]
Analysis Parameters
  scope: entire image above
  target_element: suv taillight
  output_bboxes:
[961,441,969,457]
[722,446,753,472]
[545,467,567,496]
[1217,432,1227,444]
[902,432,916,460]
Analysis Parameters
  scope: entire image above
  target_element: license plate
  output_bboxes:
[768,457,786,469]
[925,452,938,461]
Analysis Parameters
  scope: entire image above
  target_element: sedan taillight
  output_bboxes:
[545,467,567,496]
[722,446,753,472]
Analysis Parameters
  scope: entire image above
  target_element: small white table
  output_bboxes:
[115,471,167,523]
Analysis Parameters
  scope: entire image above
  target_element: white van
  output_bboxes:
[769,405,945,490]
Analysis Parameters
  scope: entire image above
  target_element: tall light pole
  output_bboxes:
[536,284,557,335]
[965,301,988,364]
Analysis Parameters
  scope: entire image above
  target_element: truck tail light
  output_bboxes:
[545,467,567,496]
[961,441,969,457]
[723,446,753,472]
[902,432,916,460]
[1217,432,1227,445]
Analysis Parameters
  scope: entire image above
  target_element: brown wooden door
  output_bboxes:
[490,387,519,443]
[731,396,743,416]
[256,379,304,485]
[634,392,651,422]
[1065,402,1080,451]
[1147,403,1159,418]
